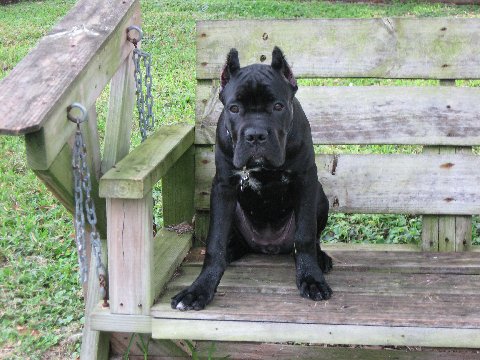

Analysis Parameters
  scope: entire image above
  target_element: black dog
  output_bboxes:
[171,47,332,311]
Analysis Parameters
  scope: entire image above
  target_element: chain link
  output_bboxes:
[69,103,108,305]
[129,26,155,142]
[128,26,158,235]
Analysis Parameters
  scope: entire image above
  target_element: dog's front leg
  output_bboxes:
[293,165,332,301]
[171,173,236,311]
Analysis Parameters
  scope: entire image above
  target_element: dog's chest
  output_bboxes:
[234,168,294,205]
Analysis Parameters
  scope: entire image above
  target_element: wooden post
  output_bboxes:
[77,105,110,360]
[106,193,153,315]
[81,239,110,360]
[162,146,195,227]
[101,55,136,175]
[421,80,472,252]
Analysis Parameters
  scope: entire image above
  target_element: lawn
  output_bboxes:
[1,0,480,359]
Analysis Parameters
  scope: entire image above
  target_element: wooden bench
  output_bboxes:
[1,2,480,357]
[97,18,480,355]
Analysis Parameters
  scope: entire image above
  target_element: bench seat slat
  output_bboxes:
[195,85,480,145]
[183,248,480,274]
[197,18,480,80]
[195,150,480,215]
[168,266,480,296]
[150,250,480,346]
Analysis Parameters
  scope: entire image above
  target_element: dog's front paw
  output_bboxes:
[171,285,214,311]
[297,273,332,301]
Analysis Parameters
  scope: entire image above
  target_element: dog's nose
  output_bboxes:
[245,128,267,145]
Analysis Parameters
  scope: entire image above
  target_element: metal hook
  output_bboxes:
[126,25,143,45]
[67,103,87,124]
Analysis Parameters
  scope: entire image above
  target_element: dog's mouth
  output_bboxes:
[233,142,286,170]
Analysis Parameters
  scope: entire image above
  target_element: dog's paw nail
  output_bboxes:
[176,301,187,311]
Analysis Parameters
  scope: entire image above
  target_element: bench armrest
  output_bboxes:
[99,125,194,199]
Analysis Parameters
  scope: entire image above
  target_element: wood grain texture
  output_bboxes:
[33,143,74,213]
[106,194,153,315]
[149,250,480,347]
[195,150,480,215]
[421,79,473,252]
[0,0,138,135]
[182,248,480,274]
[152,319,480,347]
[101,55,136,175]
[195,84,480,145]
[80,240,110,360]
[22,1,141,170]
[91,304,152,333]
[162,146,195,227]
[197,18,480,80]
[99,125,194,199]
[166,267,480,297]
[194,342,480,360]
[110,334,189,359]
[192,210,210,247]
[152,230,192,303]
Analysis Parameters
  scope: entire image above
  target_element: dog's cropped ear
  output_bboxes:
[220,48,240,92]
[271,46,298,92]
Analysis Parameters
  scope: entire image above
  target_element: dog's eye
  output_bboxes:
[229,105,240,113]
[274,103,284,111]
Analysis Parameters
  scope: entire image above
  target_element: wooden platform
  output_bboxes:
[146,248,480,347]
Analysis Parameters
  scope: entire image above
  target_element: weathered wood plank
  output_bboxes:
[162,146,195,227]
[436,147,456,252]
[90,304,151,333]
[110,334,189,359]
[152,230,192,303]
[101,55,136,175]
[110,338,480,359]
[152,319,480,347]
[0,0,139,135]
[197,19,480,80]
[421,78,472,252]
[195,150,480,215]
[195,84,480,145]
[166,266,480,296]
[182,248,480,274]
[150,249,480,342]
[195,342,480,360]
[323,243,420,252]
[21,1,141,170]
[33,142,74,213]
[193,210,209,247]
[80,240,110,360]
[99,125,194,199]
[106,194,153,315]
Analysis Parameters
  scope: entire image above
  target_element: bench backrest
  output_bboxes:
[193,19,480,248]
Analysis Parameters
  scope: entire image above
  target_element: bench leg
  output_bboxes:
[81,239,110,360]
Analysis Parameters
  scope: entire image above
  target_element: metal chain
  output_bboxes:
[68,103,108,306]
[127,25,158,235]
[128,25,155,142]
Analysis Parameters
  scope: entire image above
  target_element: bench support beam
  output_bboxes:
[422,80,472,252]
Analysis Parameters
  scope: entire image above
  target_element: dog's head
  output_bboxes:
[219,47,298,169]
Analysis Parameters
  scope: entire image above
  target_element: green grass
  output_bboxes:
[1,0,480,358]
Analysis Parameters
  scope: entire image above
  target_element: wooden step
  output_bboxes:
[150,249,480,347]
